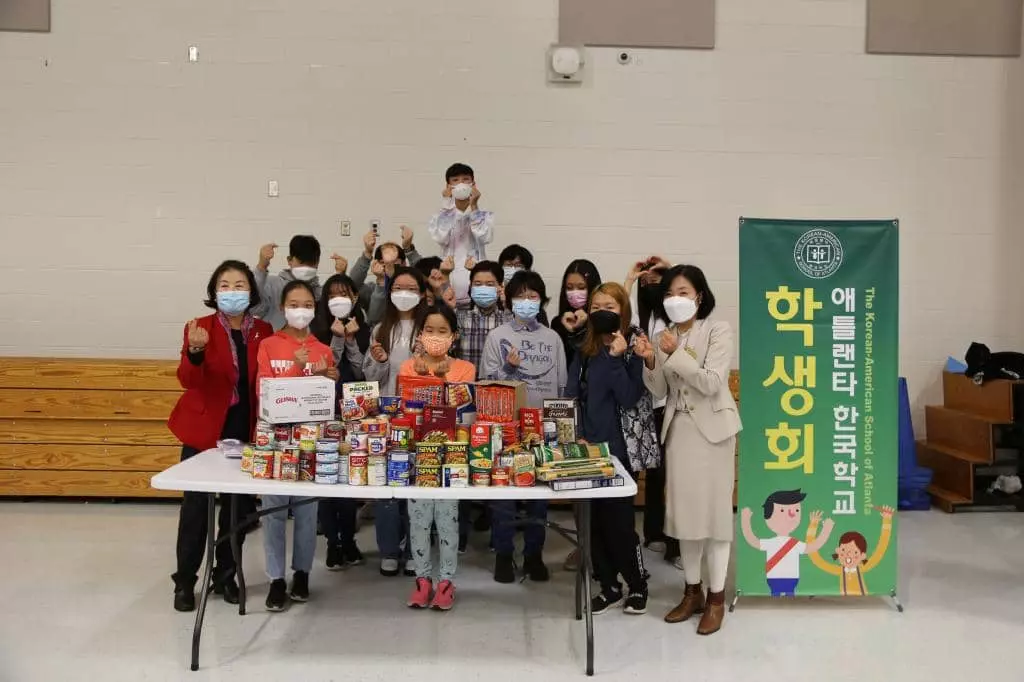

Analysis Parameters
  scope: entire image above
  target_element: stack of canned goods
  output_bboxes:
[244,419,343,484]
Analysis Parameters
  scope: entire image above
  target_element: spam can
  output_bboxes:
[368,455,387,486]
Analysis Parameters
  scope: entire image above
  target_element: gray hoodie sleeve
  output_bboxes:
[350,254,371,286]
[406,247,422,267]
[367,285,388,326]
[362,324,391,386]
[481,328,516,380]
[332,334,366,380]
[253,267,285,319]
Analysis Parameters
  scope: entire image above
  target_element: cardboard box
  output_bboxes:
[474,380,528,422]
[259,376,336,424]
[543,398,579,443]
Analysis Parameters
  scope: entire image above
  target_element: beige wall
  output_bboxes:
[1,0,1023,429]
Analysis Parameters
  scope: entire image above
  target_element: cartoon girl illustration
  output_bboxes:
[806,506,894,596]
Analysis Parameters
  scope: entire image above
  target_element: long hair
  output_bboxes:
[556,259,602,317]
[580,282,633,358]
[637,266,669,333]
[311,274,369,351]
[375,266,428,352]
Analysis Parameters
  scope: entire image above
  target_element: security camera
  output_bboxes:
[617,51,631,65]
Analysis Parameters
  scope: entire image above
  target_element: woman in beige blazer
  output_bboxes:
[636,264,741,636]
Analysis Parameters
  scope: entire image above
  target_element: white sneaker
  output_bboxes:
[380,558,399,577]
[673,556,684,571]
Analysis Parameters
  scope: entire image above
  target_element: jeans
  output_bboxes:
[262,495,318,580]
[375,499,411,561]
[172,445,254,589]
[591,496,647,594]
[491,500,548,555]
[318,499,358,549]
[409,499,459,581]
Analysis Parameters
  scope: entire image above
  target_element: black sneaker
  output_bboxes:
[289,571,310,602]
[343,543,365,567]
[174,587,196,612]
[591,589,623,615]
[494,553,516,584]
[458,532,468,555]
[523,554,550,582]
[326,544,344,571]
[623,590,648,615]
[212,577,240,605]
[265,579,288,612]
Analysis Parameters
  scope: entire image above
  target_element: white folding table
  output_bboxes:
[151,449,638,676]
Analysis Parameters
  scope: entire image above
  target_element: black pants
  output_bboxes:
[591,495,647,595]
[319,499,359,549]
[172,445,253,589]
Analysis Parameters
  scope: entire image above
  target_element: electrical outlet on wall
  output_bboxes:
[340,220,351,237]
[267,180,279,198]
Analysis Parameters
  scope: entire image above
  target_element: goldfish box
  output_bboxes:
[259,377,336,424]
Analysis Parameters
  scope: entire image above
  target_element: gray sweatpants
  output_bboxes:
[408,499,459,581]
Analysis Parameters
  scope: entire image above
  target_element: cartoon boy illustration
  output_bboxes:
[741,489,834,597]
[806,505,894,596]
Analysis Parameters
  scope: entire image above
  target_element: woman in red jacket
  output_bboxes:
[168,260,273,612]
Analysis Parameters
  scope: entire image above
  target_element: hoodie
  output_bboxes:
[256,330,334,390]
[253,267,324,331]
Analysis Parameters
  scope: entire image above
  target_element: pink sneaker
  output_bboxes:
[431,580,456,611]
[407,578,432,609]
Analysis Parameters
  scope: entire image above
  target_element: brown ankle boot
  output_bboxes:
[664,582,705,623]
[696,590,725,635]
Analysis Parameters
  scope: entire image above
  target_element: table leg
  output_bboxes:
[580,500,594,677]
[230,495,246,616]
[574,504,582,622]
[190,494,215,672]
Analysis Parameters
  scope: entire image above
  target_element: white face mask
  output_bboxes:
[391,290,421,312]
[451,183,473,201]
[291,266,317,282]
[663,296,698,324]
[284,308,315,330]
[328,296,353,319]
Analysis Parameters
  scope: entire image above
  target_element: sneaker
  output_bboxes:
[672,556,684,572]
[523,554,550,582]
[493,553,516,584]
[403,559,417,577]
[212,577,240,605]
[458,532,468,555]
[380,558,400,577]
[173,587,196,612]
[645,540,667,553]
[591,589,623,615]
[289,571,310,602]
[326,544,345,571]
[431,580,456,611]
[342,544,365,567]
[624,590,648,615]
[407,577,432,609]
[265,579,288,612]
[563,549,580,572]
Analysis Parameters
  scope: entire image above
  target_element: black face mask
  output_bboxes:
[590,310,621,335]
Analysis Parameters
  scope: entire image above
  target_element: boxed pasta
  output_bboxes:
[520,408,543,438]
[543,398,579,444]
[259,376,336,424]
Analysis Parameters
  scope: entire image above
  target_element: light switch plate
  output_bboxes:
[267,180,279,198]
[340,220,351,237]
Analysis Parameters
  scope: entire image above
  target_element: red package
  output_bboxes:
[498,421,519,447]
[520,408,542,437]
[397,374,445,407]
[423,405,457,442]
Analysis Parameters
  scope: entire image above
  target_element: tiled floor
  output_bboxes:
[0,501,1021,682]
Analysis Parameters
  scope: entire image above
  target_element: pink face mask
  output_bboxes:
[421,334,453,358]
[566,290,588,310]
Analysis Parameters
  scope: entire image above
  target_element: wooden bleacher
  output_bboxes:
[0,358,182,498]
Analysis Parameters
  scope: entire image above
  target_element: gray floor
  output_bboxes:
[0,502,1021,682]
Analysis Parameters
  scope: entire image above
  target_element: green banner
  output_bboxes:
[736,218,899,598]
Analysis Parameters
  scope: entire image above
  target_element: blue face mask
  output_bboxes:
[503,266,522,284]
[216,291,250,316]
[512,298,541,321]
[471,285,499,308]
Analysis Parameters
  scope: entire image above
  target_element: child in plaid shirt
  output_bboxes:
[457,261,510,378]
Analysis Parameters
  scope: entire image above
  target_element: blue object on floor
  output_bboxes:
[897,376,933,510]
[945,356,967,374]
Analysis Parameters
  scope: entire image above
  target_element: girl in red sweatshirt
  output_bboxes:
[255,280,337,612]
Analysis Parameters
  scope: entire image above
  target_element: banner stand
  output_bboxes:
[734,217,902,613]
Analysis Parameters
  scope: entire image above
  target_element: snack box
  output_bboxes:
[443,463,469,488]
[423,405,457,442]
[445,383,476,422]
[415,442,444,467]
[341,381,381,420]
[443,442,469,465]
[543,398,579,443]
[474,380,528,423]
[259,376,336,424]
[520,408,543,438]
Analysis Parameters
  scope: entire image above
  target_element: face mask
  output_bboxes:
[391,290,421,313]
[421,334,453,358]
[216,291,250,316]
[663,296,698,324]
[503,266,521,284]
[566,290,588,310]
[291,266,317,282]
[471,285,499,308]
[285,308,315,330]
[451,183,473,201]
[512,298,541,321]
[590,310,621,335]
[328,296,353,320]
